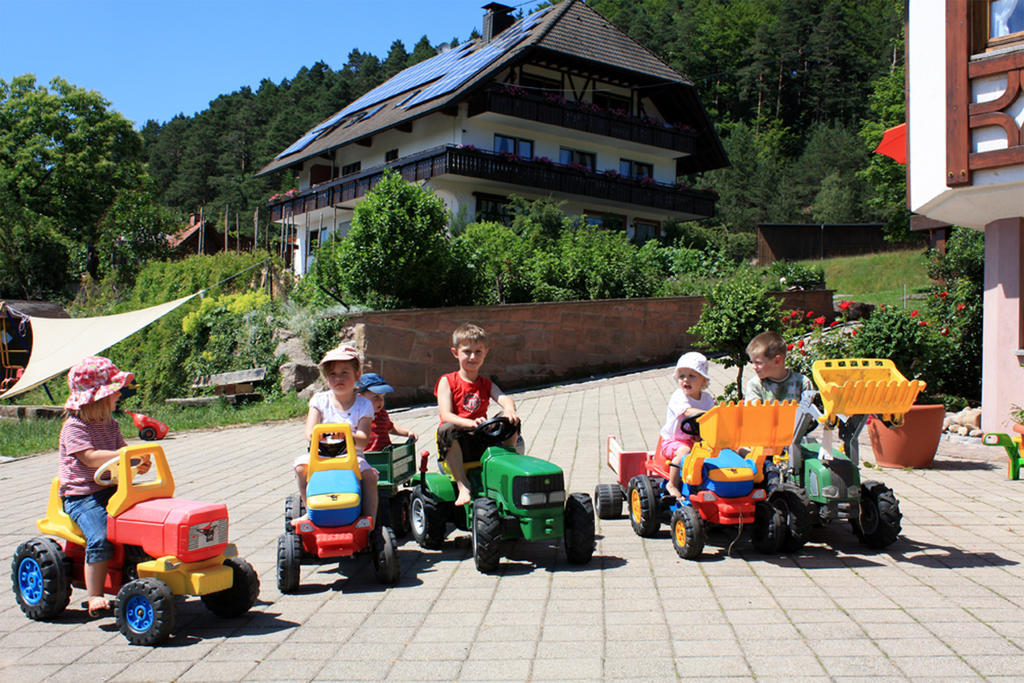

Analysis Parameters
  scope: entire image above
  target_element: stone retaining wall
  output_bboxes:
[347,290,833,403]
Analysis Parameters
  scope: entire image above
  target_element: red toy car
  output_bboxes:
[126,411,169,440]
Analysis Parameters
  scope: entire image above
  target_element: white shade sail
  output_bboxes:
[0,293,197,401]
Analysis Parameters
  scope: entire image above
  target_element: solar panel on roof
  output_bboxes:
[274,7,548,160]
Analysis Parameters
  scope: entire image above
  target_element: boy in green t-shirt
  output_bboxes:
[745,330,813,402]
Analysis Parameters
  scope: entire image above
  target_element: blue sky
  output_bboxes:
[0,0,546,128]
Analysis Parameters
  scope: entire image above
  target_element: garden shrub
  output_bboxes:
[689,270,782,399]
[766,261,825,290]
[455,221,535,304]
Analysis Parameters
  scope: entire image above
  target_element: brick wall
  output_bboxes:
[347,290,833,403]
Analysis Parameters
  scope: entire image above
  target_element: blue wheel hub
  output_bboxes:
[17,557,43,605]
[125,594,154,633]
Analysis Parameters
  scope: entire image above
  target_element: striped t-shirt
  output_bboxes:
[58,416,127,496]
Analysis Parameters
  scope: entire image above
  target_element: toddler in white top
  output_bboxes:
[661,351,715,500]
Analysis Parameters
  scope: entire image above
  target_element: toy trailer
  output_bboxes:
[781,358,923,550]
[12,444,259,646]
[364,437,417,537]
[600,401,797,559]
[277,423,399,593]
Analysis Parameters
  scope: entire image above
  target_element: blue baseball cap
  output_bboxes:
[355,372,394,394]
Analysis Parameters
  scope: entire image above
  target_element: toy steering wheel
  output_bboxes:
[678,412,705,440]
[93,454,146,486]
[471,415,518,443]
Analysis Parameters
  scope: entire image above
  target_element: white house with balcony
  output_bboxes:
[257,0,727,277]
[908,0,1024,430]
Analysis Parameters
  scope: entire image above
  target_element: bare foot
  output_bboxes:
[665,484,683,501]
[454,486,472,506]
[87,595,111,618]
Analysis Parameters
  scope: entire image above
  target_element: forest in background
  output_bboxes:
[1,0,906,301]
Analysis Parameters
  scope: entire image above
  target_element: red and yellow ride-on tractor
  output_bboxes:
[11,444,260,645]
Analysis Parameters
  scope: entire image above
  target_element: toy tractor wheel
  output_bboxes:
[388,490,412,539]
[116,578,177,646]
[670,506,705,560]
[11,537,71,620]
[277,533,302,594]
[372,526,401,585]
[284,494,306,533]
[201,557,260,618]
[139,426,157,441]
[627,475,660,537]
[852,481,902,548]
[752,501,786,554]
[563,492,596,565]
[594,483,624,519]
[472,497,502,573]
[409,486,447,550]
[774,483,812,553]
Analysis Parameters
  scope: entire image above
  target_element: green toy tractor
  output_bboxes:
[407,416,595,572]
[774,358,924,551]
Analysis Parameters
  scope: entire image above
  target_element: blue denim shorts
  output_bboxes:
[62,488,115,563]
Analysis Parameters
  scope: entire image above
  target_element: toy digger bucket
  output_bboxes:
[696,400,799,453]
[812,358,924,425]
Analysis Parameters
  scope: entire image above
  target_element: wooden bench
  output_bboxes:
[165,367,267,407]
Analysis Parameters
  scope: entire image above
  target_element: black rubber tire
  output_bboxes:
[670,506,705,560]
[564,492,596,565]
[122,545,153,584]
[284,494,305,533]
[201,557,260,618]
[116,578,177,646]
[774,483,813,553]
[388,490,412,539]
[627,475,660,537]
[372,526,401,585]
[594,483,624,519]
[472,497,502,573]
[277,533,302,594]
[11,537,71,620]
[409,486,447,550]
[852,481,902,548]
[139,426,157,441]
[752,500,785,554]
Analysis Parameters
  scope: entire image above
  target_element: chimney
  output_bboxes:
[482,2,516,42]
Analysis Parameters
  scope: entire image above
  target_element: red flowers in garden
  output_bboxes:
[839,301,851,310]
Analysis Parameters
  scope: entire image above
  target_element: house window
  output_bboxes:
[308,229,320,257]
[584,211,626,231]
[619,159,654,180]
[475,193,512,225]
[630,220,660,244]
[385,148,399,162]
[519,71,561,93]
[560,147,596,170]
[341,161,361,176]
[973,0,1024,52]
[593,90,631,114]
[494,134,533,158]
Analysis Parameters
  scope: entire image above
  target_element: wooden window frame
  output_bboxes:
[341,161,361,176]
[560,147,596,170]
[972,0,1024,53]
[384,148,399,162]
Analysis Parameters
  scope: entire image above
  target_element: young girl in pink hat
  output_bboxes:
[58,356,149,617]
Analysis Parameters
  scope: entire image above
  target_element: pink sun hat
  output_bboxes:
[65,356,134,411]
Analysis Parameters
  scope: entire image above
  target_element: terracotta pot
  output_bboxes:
[867,404,945,469]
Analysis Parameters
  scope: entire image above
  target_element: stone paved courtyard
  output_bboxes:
[2,365,1023,681]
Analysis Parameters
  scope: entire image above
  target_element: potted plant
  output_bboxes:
[1011,404,1024,436]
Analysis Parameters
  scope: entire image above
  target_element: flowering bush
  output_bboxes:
[268,188,298,202]
[544,93,568,105]
[498,83,527,97]
[639,176,658,188]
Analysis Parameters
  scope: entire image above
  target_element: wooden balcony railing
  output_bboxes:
[471,89,697,154]
[268,145,716,221]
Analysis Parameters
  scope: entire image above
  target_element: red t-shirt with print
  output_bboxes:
[435,371,492,423]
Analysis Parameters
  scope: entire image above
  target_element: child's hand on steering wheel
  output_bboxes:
[136,454,152,475]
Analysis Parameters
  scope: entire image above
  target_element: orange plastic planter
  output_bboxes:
[867,404,945,468]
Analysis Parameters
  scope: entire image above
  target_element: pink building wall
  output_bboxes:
[982,218,1024,432]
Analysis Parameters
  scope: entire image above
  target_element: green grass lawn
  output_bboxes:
[1,394,307,459]
[800,248,932,308]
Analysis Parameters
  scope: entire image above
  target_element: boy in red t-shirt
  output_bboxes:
[435,322,519,506]
[356,372,418,451]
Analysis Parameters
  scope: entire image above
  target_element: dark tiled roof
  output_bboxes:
[258,0,724,177]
